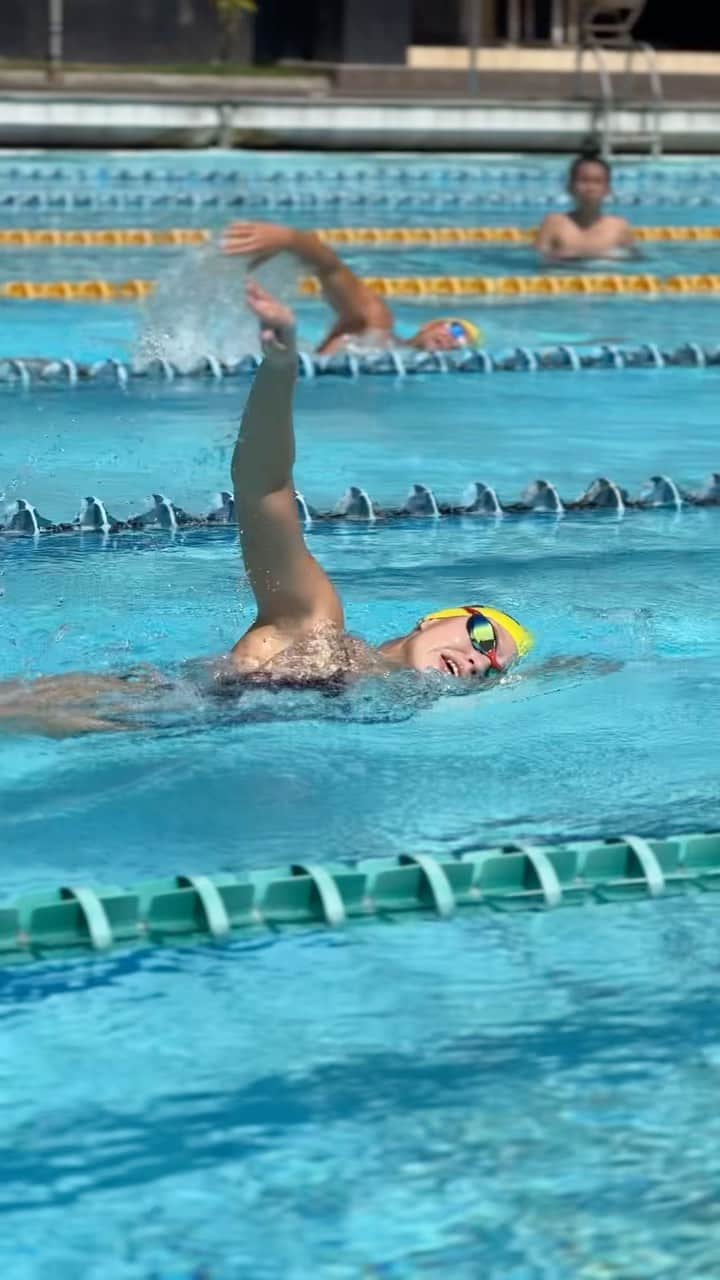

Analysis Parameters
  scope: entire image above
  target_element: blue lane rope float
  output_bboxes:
[2,164,571,185]
[0,343,719,392]
[2,163,720,189]
[2,473,718,539]
[2,831,720,964]
[1,190,718,211]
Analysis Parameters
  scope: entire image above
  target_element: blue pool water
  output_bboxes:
[3,514,720,888]
[1,152,720,1279]
[2,369,719,518]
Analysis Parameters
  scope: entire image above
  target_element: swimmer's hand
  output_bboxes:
[245,280,297,361]
[222,221,292,268]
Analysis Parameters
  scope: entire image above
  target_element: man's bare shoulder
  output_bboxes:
[538,211,569,229]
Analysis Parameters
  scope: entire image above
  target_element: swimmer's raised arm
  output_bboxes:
[221,220,393,353]
[231,281,343,658]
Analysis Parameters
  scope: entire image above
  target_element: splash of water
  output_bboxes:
[133,247,300,372]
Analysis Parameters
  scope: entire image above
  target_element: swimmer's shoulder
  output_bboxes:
[603,213,633,232]
[227,616,367,680]
[229,620,297,673]
[535,211,575,252]
[536,211,570,234]
[615,215,635,243]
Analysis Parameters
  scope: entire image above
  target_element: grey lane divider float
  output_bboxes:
[0,164,567,185]
[0,191,715,211]
[3,831,720,964]
[3,473,720,538]
[1,342,719,391]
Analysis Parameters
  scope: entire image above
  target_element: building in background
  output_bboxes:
[0,0,713,67]
[254,0,720,64]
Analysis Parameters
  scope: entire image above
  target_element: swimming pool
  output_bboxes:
[2,151,720,1279]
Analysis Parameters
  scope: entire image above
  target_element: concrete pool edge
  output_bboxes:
[3,92,720,152]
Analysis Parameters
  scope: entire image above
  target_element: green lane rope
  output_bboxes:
[291,863,347,927]
[176,874,232,939]
[514,843,564,907]
[399,852,456,918]
[2,830,719,965]
[621,835,666,897]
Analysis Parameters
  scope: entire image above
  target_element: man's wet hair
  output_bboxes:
[568,146,611,185]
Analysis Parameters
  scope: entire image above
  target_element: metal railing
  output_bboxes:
[575,3,663,155]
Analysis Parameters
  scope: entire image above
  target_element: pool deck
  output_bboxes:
[2,64,720,151]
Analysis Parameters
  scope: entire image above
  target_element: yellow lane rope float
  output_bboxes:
[0,229,210,248]
[0,280,155,300]
[1,226,720,249]
[317,226,720,246]
[4,274,720,302]
[301,273,720,298]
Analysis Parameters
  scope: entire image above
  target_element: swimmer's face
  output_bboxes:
[570,160,610,209]
[402,613,518,679]
[411,320,473,352]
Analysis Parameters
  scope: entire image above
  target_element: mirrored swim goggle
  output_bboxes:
[419,606,502,675]
[442,318,483,347]
[419,605,534,674]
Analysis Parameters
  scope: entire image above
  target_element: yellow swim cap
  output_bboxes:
[478,606,534,657]
[419,604,534,660]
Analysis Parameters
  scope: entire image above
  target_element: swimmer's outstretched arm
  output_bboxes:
[231,281,343,656]
[221,220,393,353]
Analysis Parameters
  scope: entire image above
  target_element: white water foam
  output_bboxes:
[133,247,300,372]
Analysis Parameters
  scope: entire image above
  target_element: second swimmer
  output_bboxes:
[221,220,482,355]
[535,150,636,263]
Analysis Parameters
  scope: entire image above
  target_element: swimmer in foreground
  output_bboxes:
[535,150,636,263]
[0,282,532,736]
[221,220,482,355]
[200,281,529,684]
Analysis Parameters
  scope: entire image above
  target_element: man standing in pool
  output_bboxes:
[221,220,483,355]
[535,150,636,262]
[0,281,532,734]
